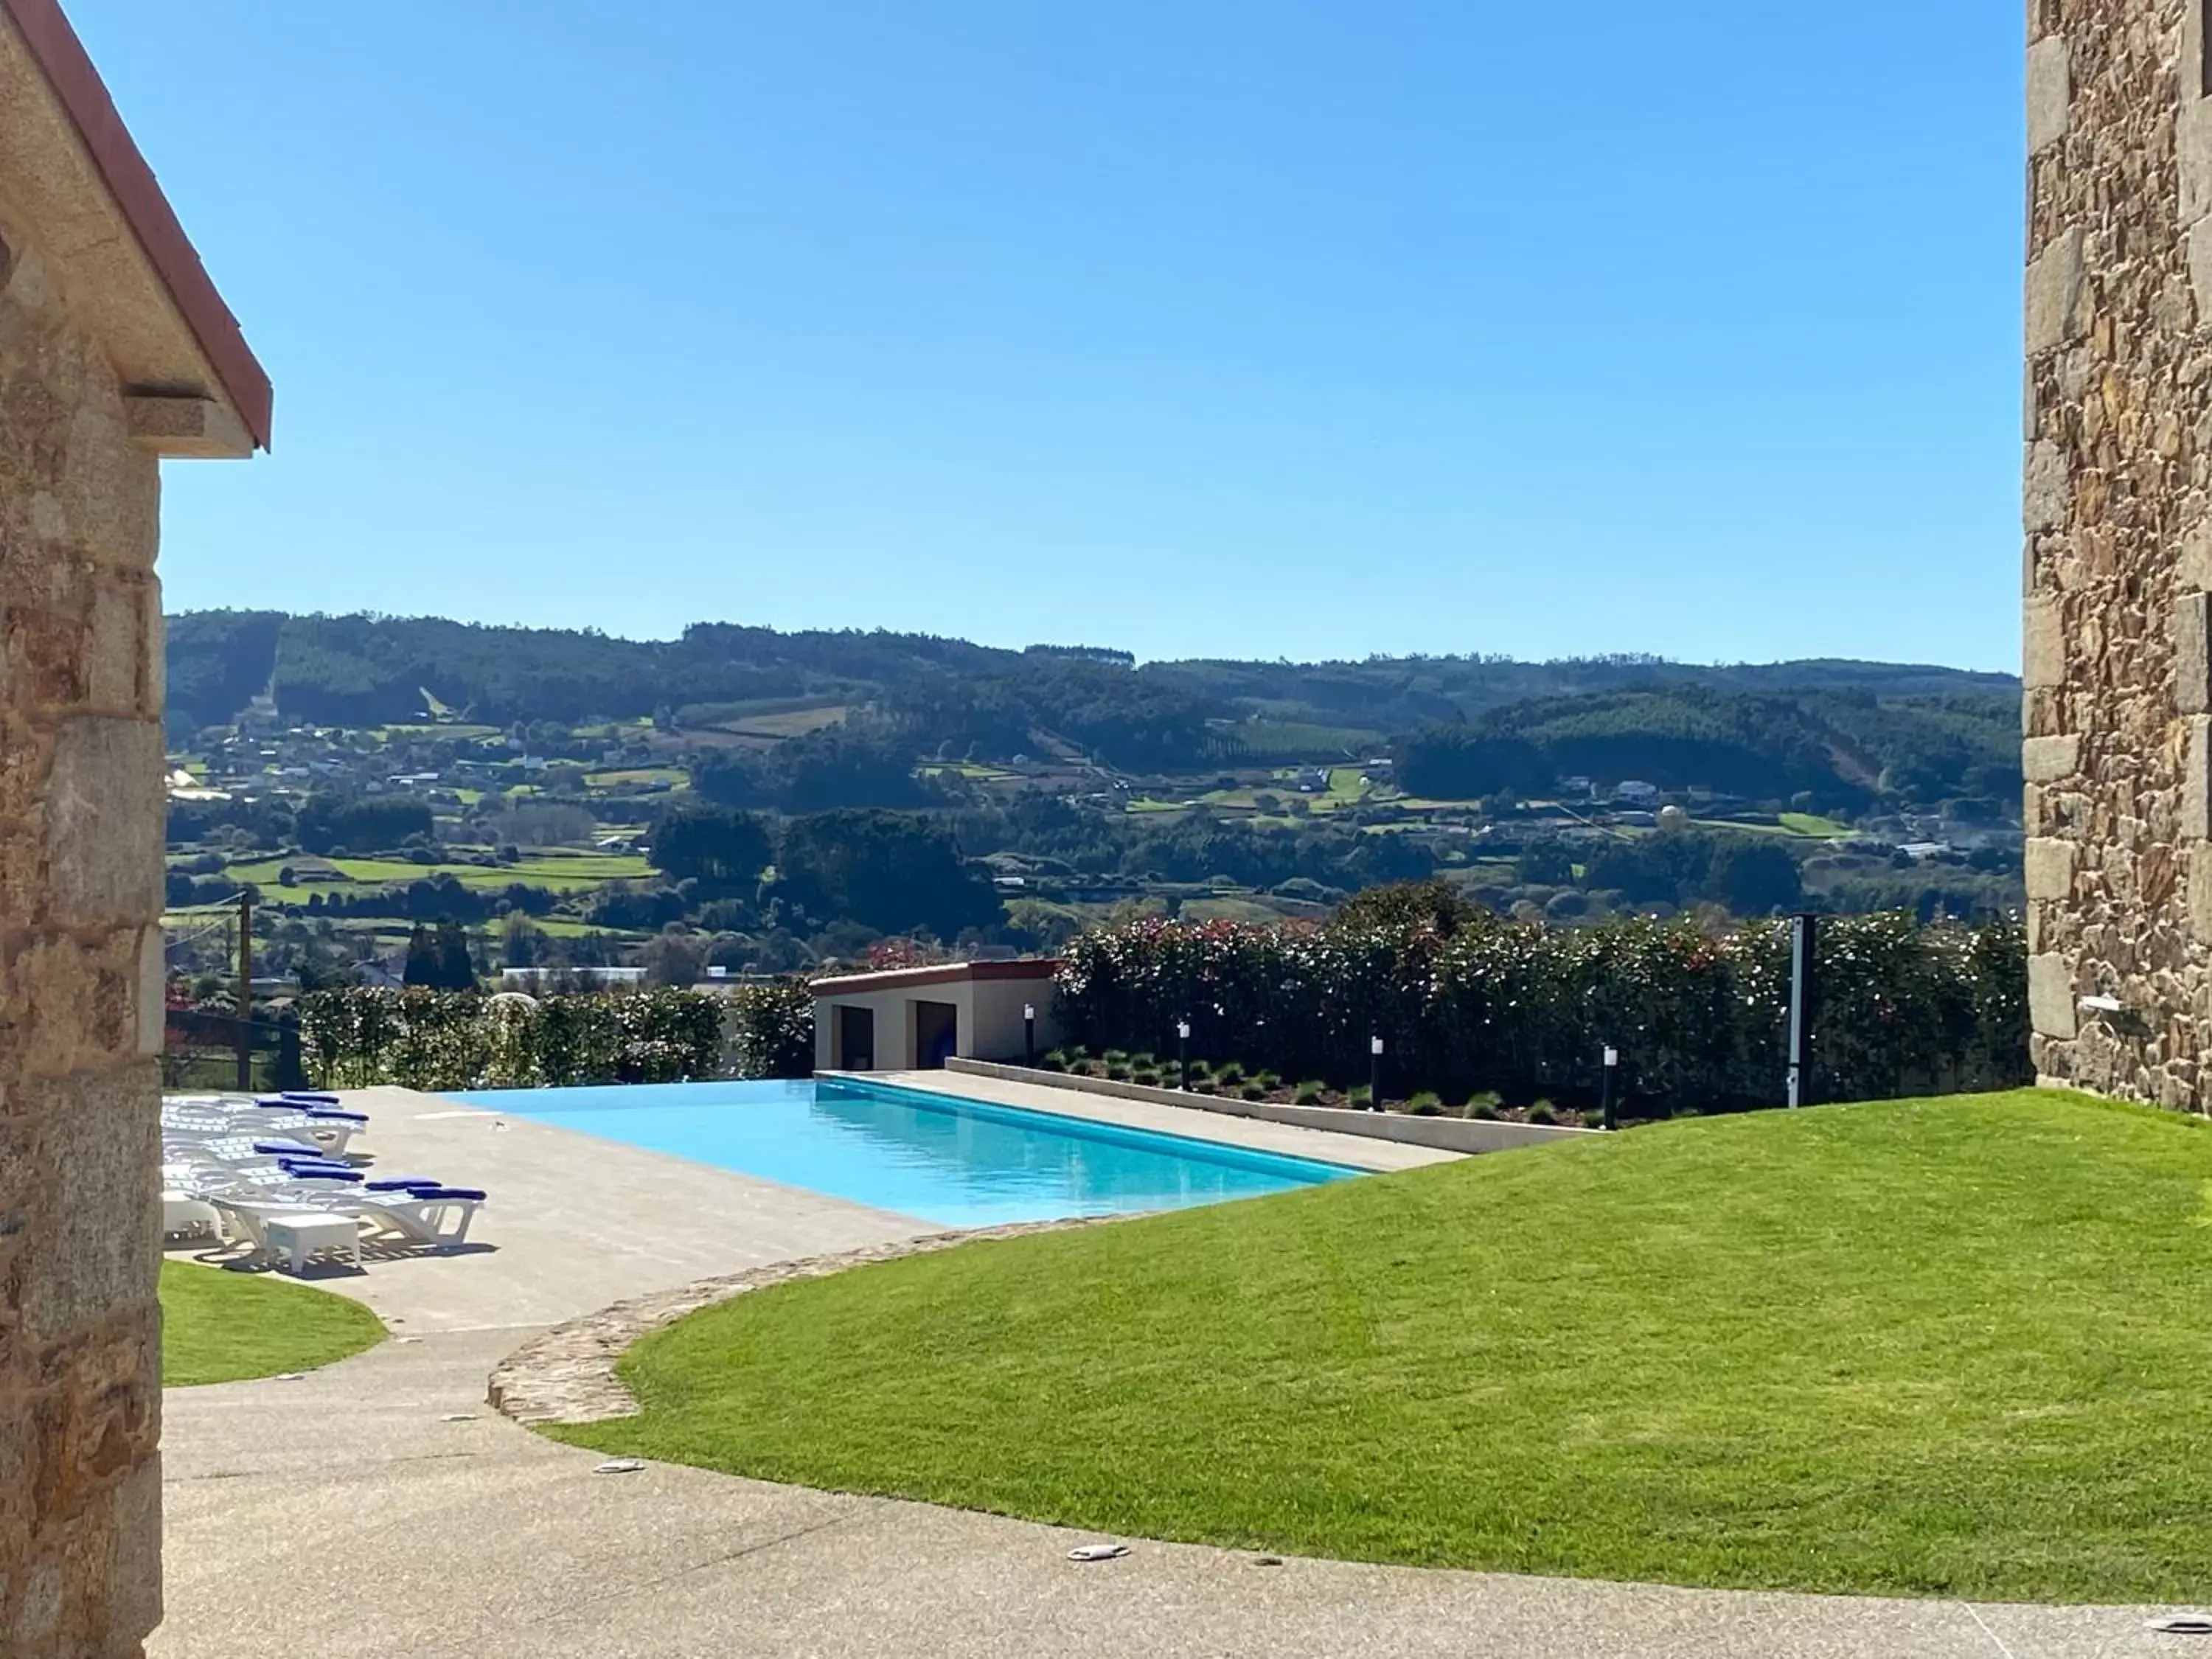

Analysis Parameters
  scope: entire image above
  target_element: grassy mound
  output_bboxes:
[161,1261,386,1385]
[557,1091,2212,1601]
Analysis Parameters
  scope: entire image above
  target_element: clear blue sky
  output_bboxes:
[78,1,2024,669]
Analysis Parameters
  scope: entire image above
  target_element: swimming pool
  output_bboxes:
[445,1075,1359,1228]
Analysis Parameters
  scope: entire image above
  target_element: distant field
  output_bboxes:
[224,849,655,894]
[1693,814,1855,841]
[586,767,689,789]
[716,704,850,740]
[1213,721,1383,761]
[1179,896,1291,924]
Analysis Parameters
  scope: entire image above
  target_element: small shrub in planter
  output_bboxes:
[1103,1048,1129,1065]
[1194,1079,1220,1095]
[1465,1091,1502,1119]
[1526,1100,1559,1126]
[1131,1067,1162,1086]
[1293,1080,1326,1105]
[1408,1091,1444,1116]
[1251,1071,1281,1092]
[1105,1062,1133,1082]
[1214,1061,1245,1085]
[1347,1084,1374,1109]
[1037,1054,1068,1073]
[1239,1082,1267,1102]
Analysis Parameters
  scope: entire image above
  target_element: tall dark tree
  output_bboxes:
[775,810,1000,939]
[647,802,773,891]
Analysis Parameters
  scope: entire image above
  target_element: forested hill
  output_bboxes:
[169,611,2014,729]
[166,610,2021,810]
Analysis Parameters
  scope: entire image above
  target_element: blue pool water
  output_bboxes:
[447,1076,1358,1227]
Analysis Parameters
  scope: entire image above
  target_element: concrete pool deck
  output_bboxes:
[150,1083,2205,1658]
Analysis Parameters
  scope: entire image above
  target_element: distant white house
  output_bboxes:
[1613,780,1661,806]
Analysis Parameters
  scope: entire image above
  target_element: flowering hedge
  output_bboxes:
[299,987,728,1091]
[1055,911,2028,1115]
[726,980,815,1079]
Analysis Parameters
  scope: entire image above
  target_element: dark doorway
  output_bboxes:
[838,1005,874,1071]
[916,1001,959,1069]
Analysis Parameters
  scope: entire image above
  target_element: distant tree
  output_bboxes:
[1333,880,1484,936]
[647,802,773,892]
[500,913,547,968]
[431,918,479,990]
[640,927,707,988]
[1703,840,1805,917]
[775,810,1001,938]
[296,794,434,856]
[1516,841,1576,886]
[402,923,439,987]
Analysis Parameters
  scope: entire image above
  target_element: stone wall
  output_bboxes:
[0,205,168,1657]
[2023,0,2212,1107]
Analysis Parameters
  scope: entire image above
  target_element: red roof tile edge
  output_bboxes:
[4,0,272,448]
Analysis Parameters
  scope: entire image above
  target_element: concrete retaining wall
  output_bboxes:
[942,1058,1597,1155]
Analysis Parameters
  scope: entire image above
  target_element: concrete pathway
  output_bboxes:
[150,1085,2205,1658]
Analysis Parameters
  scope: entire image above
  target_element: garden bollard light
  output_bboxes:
[1178,1019,1191,1090]
[1024,1004,1037,1068]
[1601,1046,1618,1132]
[1369,1034,1384,1110]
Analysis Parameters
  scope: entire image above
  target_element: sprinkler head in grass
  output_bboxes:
[1067,1543,1128,1562]
[594,1458,646,1475]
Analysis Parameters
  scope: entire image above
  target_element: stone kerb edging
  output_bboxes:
[487,1218,1100,1427]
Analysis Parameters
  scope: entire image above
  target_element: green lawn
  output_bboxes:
[561,1091,2212,1602]
[160,1261,386,1385]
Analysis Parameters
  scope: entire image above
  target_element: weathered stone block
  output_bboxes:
[2024,594,2066,688]
[2025,837,2077,900]
[2185,98,2212,229]
[43,717,161,926]
[2029,953,2079,1041]
[2025,439,2069,532]
[2026,227,2087,354]
[2023,733,2083,782]
[106,1455,161,1641]
[2178,593,2212,713]
[2185,515,2212,592]
[2192,849,2212,943]
[83,577,138,714]
[0,931,142,1079]
[2027,35,2070,155]
[2189,718,2212,841]
[12,1065,158,1344]
[134,928,161,1059]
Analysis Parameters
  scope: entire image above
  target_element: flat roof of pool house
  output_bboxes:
[809,959,1063,997]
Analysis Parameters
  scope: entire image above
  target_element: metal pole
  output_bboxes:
[1177,1019,1190,1091]
[1023,1004,1036,1069]
[235,888,255,1091]
[1601,1045,1618,1131]
[1368,1034,1383,1110]
[1787,912,1816,1108]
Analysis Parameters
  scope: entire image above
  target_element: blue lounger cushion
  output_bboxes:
[302,1109,369,1123]
[277,1163,362,1183]
[253,1140,324,1158]
[279,1091,341,1104]
[405,1187,486,1202]
[364,1177,443,1192]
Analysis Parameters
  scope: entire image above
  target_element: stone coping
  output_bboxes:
[487,1218,1102,1427]
[942,1057,1598,1155]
